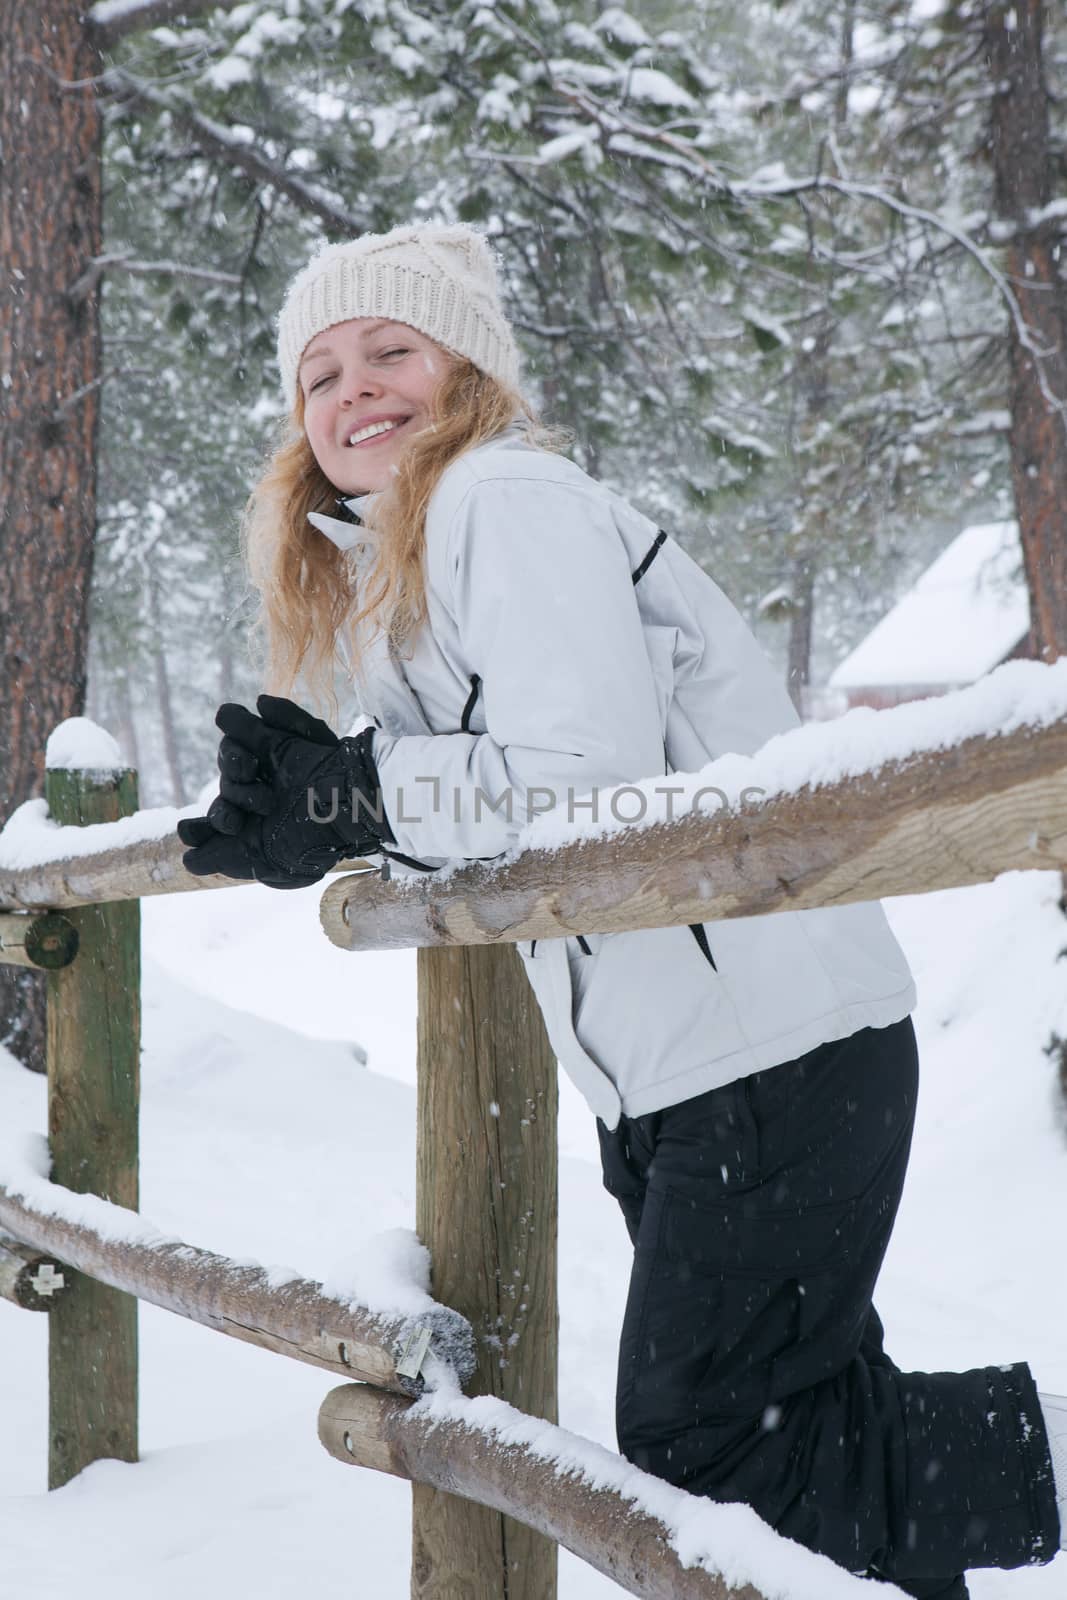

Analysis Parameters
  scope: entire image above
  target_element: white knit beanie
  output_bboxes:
[276,221,522,408]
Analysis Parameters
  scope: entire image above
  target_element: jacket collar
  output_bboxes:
[307,491,380,554]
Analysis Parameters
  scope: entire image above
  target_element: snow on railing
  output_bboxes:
[0,1137,475,1397]
[319,657,1067,952]
[2,659,1066,931]
[318,1384,906,1600]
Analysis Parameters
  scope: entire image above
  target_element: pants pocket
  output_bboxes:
[654,1076,763,1190]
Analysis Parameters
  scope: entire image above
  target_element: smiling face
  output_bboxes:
[297,317,451,494]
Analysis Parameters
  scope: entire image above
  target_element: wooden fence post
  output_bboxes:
[413,944,558,1599]
[44,755,139,1489]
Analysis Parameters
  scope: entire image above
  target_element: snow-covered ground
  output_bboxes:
[1,868,1066,1597]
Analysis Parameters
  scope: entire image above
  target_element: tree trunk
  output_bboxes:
[218,568,236,706]
[785,553,816,716]
[86,641,103,728]
[0,3,103,1069]
[148,572,185,803]
[833,0,857,128]
[113,669,143,775]
[984,0,1067,661]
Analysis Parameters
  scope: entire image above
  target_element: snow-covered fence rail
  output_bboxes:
[0,815,279,912]
[2,663,1065,937]
[318,1384,768,1600]
[0,1172,475,1396]
[0,813,370,913]
[320,661,1067,951]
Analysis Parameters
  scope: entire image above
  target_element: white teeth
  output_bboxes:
[348,418,403,446]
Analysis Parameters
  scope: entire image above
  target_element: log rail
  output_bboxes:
[2,671,1065,953]
[319,715,1067,951]
[0,1177,475,1398]
[319,1383,770,1600]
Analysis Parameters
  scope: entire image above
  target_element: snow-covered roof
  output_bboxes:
[829,520,1028,689]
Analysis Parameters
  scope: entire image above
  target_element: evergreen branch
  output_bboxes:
[503,68,1066,432]
[87,0,253,52]
[52,368,156,421]
[778,175,1066,428]
[69,252,243,304]
[106,70,365,233]
[507,316,640,344]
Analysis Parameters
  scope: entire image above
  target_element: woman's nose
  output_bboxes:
[339,368,382,406]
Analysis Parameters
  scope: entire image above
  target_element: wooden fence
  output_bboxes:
[1,667,1066,1598]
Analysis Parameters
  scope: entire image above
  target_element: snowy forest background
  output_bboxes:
[16,0,1062,807]
[3,8,1067,1594]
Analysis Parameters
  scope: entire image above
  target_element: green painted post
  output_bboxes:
[44,756,139,1489]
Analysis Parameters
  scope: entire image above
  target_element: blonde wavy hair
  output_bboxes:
[241,357,570,718]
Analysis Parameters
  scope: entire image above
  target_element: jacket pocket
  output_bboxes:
[570,924,743,1097]
[688,922,717,972]
[564,932,602,1010]
[519,936,600,964]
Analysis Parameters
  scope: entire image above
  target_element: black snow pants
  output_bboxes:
[597,1017,1060,1599]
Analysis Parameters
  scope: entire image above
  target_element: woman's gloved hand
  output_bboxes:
[177,695,395,889]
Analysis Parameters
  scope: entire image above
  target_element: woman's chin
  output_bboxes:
[330,464,386,496]
[334,447,411,495]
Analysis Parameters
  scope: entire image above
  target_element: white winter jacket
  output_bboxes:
[310,421,916,1129]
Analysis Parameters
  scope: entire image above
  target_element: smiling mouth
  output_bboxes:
[346,417,411,448]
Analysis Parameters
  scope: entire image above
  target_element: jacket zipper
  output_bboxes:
[632,528,668,586]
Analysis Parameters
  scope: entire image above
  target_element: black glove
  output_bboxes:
[177,695,395,889]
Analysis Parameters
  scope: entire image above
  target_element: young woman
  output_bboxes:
[178,222,1064,1597]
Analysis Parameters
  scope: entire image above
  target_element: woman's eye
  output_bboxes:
[305,350,405,394]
